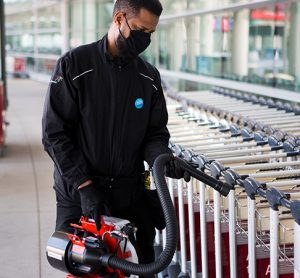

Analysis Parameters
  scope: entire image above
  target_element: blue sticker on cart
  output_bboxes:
[135,98,144,109]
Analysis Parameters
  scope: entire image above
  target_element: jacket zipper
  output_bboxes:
[110,65,122,177]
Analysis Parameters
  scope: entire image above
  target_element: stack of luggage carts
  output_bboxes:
[154,85,300,278]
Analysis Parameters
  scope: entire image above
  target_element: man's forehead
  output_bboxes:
[130,8,159,31]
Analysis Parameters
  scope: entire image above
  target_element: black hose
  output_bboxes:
[104,154,231,275]
[105,153,178,275]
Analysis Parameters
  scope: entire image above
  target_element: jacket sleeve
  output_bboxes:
[42,55,91,189]
[143,69,172,167]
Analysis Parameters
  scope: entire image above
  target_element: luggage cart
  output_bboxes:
[162,88,300,278]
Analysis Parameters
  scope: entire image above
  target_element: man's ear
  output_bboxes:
[113,11,124,27]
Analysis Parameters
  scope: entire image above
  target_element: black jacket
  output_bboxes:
[42,35,170,200]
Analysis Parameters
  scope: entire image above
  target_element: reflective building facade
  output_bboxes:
[4,0,300,93]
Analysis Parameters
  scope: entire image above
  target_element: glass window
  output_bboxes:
[5,1,61,55]
[69,0,114,46]
[70,0,83,33]
[37,5,61,29]
[37,33,61,55]
[5,0,300,93]
[149,2,300,92]
[160,0,253,16]
[6,12,34,33]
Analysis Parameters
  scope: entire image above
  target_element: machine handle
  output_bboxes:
[174,157,232,196]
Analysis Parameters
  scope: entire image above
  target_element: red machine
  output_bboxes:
[47,216,139,278]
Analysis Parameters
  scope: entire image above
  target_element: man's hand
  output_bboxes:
[165,158,191,182]
[78,183,104,231]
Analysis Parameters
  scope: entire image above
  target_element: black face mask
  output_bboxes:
[116,16,151,61]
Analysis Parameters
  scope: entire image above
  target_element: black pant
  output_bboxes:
[55,184,156,265]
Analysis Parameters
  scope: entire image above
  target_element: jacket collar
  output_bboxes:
[98,34,137,70]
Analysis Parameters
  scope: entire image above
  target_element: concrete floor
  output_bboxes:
[0,78,62,277]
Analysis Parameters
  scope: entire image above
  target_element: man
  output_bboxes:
[42,0,185,268]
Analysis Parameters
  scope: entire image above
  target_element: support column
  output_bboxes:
[231,9,249,77]
[199,15,214,57]
[198,1,216,75]
[152,27,161,66]
[61,0,70,54]
[185,16,199,73]
[33,0,38,72]
[185,0,199,73]
[167,21,185,71]
[84,0,97,44]
[288,2,300,85]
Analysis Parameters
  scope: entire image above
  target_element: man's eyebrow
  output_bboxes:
[139,25,156,33]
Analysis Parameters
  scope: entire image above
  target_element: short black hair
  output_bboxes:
[113,0,163,18]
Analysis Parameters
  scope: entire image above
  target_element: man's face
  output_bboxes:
[116,8,159,38]
[113,8,159,60]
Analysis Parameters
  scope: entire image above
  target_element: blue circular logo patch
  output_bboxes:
[135,98,144,109]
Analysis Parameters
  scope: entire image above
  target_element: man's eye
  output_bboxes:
[135,27,145,32]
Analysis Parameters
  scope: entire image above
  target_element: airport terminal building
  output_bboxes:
[4,0,300,94]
